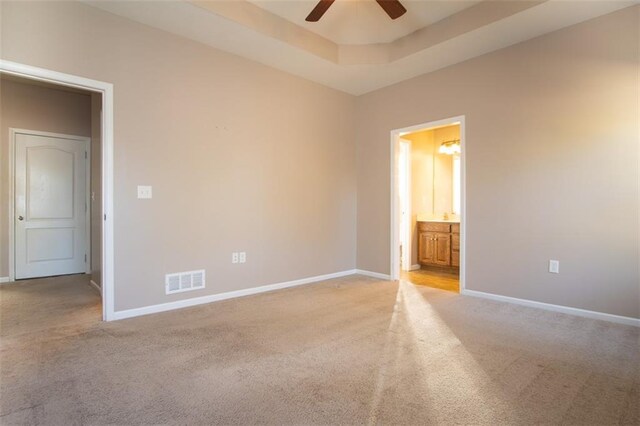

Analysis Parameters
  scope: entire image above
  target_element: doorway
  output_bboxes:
[390,116,466,293]
[1,59,115,321]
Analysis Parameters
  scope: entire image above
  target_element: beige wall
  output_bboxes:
[1,1,356,311]
[1,2,637,320]
[356,7,639,318]
[0,78,92,277]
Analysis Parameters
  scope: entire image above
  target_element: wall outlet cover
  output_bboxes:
[137,185,152,199]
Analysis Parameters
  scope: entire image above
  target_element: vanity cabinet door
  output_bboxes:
[433,233,451,266]
[419,232,436,264]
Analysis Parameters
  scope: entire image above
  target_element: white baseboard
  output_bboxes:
[355,269,391,280]
[462,289,640,327]
[89,280,101,295]
[0,276,11,284]
[112,269,358,321]
[410,264,421,271]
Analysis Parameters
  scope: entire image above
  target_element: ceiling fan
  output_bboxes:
[305,0,407,22]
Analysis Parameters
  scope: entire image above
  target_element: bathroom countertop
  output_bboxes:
[416,217,460,223]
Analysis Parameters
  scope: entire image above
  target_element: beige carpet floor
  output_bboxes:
[0,274,638,425]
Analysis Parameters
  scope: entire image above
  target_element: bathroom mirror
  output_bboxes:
[403,123,461,222]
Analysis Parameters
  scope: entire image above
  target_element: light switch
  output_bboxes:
[137,185,152,199]
[549,260,560,274]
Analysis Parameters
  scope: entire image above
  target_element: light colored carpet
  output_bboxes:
[0,274,638,425]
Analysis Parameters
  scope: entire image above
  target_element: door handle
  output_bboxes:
[18,216,24,221]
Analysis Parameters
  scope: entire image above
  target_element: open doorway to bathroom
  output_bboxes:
[391,116,465,293]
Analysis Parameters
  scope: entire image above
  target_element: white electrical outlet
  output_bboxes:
[232,252,239,264]
[239,252,246,263]
[137,185,152,199]
[549,260,560,274]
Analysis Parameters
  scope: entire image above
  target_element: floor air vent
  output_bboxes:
[165,270,205,295]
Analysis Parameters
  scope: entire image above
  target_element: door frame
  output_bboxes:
[398,138,412,271]
[390,115,466,292]
[9,129,91,280]
[1,60,116,321]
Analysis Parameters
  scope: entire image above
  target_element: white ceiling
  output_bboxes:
[248,0,481,45]
[85,1,637,95]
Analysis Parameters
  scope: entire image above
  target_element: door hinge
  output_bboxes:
[84,254,87,263]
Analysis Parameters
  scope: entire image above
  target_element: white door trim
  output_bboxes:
[9,129,91,279]
[0,59,116,321]
[390,115,466,292]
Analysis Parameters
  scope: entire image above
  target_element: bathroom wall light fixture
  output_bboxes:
[438,139,461,155]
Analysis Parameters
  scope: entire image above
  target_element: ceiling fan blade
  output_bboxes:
[375,0,407,20]
[305,0,336,22]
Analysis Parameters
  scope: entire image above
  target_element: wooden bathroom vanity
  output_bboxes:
[417,221,460,272]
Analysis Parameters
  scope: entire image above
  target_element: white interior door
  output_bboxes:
[14,131,89,279]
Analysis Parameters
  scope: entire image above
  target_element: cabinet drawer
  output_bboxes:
[451,223,460,234]
[418,222,450,233]
[452,234,460,250]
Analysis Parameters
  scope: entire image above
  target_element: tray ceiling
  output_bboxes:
[85,0,636,95]
[248,0,482,45]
